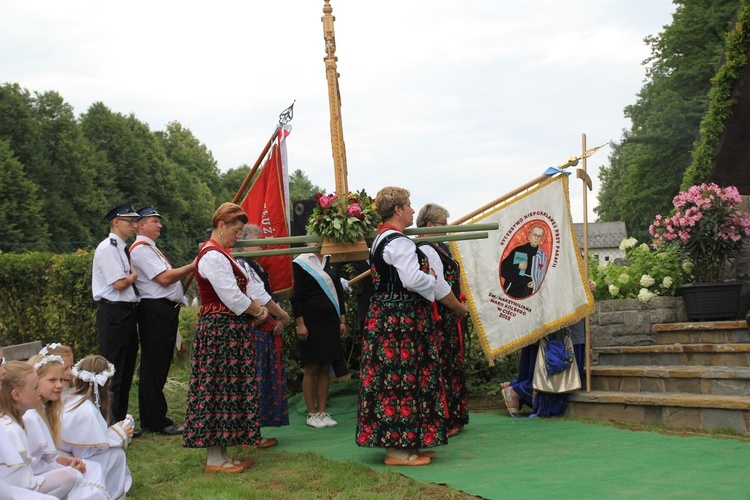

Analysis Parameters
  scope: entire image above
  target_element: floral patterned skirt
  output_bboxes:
[254,328,289,428]
[183,313,260,448]
[437,308,469,430]
[356,298,448,449]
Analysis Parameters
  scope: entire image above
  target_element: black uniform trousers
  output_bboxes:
[137,298,179,431]
[96,301,139,424]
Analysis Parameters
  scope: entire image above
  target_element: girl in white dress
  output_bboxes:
[38,344,75,393]
[61,355,133,500]
[0,360,77,498]
[25,354,110,499]
[0,350,57,500]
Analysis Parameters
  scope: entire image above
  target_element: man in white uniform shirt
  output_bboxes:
[130,205,195,435]
[92,201,140,426]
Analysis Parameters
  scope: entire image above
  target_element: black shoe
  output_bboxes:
[157,425,184,435]
[132,429,143,438]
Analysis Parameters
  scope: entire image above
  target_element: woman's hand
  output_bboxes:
[272,310,290,335]
[454,303,469,319]
[296,323,309,342]
[339,322,348,339]
[273,320,285,335]
[254,307,269,323]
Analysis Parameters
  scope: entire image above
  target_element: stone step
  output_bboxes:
[567,391,750,434]
[590,365,750,396]
[653,320,750,345]
[595,343,750,367]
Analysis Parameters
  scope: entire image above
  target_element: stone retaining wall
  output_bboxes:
[589,297,687,351]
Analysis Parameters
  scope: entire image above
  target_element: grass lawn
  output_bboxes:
[125,355,478,499]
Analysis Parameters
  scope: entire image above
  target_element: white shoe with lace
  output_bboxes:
[318,412,338,427]
[306,413,326,428]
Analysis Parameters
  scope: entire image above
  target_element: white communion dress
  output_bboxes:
[24,408,111,499]
[60,395,132,500]
[0,414,77,498]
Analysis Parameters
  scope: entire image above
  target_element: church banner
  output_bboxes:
[240,125,293,292]
[451,174,594,360]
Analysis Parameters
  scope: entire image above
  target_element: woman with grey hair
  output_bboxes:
[236,224,291,448]
[415,203,469,437]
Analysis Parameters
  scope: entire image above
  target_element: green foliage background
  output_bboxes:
[595,0,739,241]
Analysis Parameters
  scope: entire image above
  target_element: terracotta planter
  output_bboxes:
[320,237,370,263]
[678,281,742,321]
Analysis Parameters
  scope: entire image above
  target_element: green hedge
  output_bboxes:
[0,251,98,355]
[0,252,513,397]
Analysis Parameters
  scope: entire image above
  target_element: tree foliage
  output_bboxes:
[0,84,284,263]
[684,0,750,187]
[289,168,325,202]
[596,0,738,241]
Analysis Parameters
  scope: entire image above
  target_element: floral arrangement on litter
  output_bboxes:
[649,183,750,282]
[306,190,380,243]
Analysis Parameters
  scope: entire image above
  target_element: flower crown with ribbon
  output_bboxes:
[38,343,62,356]
[71,359,116,408]
[33,355,64,372]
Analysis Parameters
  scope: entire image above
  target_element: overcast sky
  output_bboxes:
[1,1,676,224]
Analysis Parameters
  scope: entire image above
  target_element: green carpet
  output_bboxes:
[269,381,750,499]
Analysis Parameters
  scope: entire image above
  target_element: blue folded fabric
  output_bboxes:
[545,340,572,375]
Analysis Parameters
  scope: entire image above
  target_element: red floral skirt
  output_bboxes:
[356,298,448,449]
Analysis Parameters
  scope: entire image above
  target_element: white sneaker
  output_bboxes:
[319,412,338,427]
[306,413,326,428]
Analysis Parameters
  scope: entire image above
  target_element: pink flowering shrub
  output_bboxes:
[307,189,380,243]
[649,183,750,282]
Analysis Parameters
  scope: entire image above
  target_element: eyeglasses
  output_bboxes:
[117,218,138,225]
[228,225,243,237]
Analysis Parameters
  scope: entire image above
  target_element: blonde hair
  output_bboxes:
[375,187,410,221]
[67,355,112,423]
[212,203,248,229]
[28,354,65,446]
[0,361,35,427]
[43,344,73,359]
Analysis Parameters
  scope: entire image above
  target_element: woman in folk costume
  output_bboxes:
[356,187,454,466]
[415,203,470,437]
[291,242,347,429]
[236,223,291,448]
[183,203,270,473]
[0,349,58,500]
[24,354,109,499]
[0,361,77,498]
[61,355,132,499]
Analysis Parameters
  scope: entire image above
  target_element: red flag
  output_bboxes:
[240,128,293,292]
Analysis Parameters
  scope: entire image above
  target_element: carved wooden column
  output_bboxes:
[322,0,349,197]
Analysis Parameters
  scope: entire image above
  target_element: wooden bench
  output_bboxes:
[3,341,43,361]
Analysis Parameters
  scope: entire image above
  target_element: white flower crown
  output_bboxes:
[38,343,62,356]
[33,355,64,372]
[71,359,116,409]
[71,360,115,386]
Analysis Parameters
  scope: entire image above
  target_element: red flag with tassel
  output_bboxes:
[240,128,293,292]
